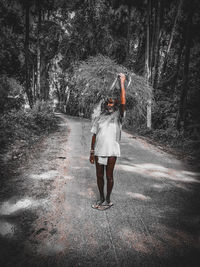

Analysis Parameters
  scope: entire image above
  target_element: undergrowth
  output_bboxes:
[0,101,57,151]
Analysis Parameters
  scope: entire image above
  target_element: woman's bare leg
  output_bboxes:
[106,157,117,203]
[95,156,105,203]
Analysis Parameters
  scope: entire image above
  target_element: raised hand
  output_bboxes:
[118,73,126,84]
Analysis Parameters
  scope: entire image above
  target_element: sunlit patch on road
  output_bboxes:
[72,166,89,170]
[63,175,74,180]
[152,182,190,191]
[38,240,66,255]
[0,198,46,215]
[116,163,200,183]
[152,183,165,189]
[87,187,95,197]
[126,192,151,201]
[182,170,200,177]
[78,187,95,198]
[58,123,67,127]
[0,221,15,237]
[30,170,59,180]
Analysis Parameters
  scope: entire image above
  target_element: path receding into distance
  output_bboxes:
[0,114,200,267]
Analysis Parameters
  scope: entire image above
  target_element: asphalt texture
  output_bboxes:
[0,114,200,267]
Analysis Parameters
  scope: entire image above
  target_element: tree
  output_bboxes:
[36,0,41,100]
[153,0,163,89]
[145,0,152,129]
[24,1,34,107]
[177,0,194,129]
[160,0,183,81]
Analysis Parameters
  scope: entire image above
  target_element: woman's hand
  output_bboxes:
[119,73,126,84]
[90,153,95,164]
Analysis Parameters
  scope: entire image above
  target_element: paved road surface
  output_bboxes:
[0,114,200,267]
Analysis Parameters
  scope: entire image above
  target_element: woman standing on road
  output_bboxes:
[89,73,126,210]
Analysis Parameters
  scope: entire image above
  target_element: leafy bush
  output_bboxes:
[30,100,57,130]
[0,101,57,149]
[0,75,24,113]
[124,108,146,129]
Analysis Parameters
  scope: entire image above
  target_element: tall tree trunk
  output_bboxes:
[177,1,194,130]
[125,3,131,65]
[135,33,145,74]
[25,1,33,108]
[154,0,164,86]
[41,59,50,101]
[171,35,185,94]
[160,0,183,79]
[36,0,41,100]
[153,0,162,88]
[136,34,142,63]
[146,0,152,129]
[145,0,151,82]
[32,65,36,102]
[149,0,156,84]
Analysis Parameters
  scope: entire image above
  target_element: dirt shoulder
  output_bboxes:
[0,113,69,266]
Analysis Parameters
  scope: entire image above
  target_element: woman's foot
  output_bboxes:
[105,197,111,204]
[91,198,104,209]
[92,201,113,210]
[102,200,113,208]
[93,200,113,211]
[97,199,104,205]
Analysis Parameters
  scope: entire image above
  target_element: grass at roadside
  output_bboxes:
[0,102,58,178]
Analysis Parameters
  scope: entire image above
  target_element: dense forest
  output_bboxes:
[0,0,200,163]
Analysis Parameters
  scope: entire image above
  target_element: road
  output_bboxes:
[0,114,200,267]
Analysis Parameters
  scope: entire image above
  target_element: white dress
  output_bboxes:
[91,111,123,164]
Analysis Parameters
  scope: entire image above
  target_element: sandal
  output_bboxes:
[101,201,113,210]
[91,200,104,210]
[91,201,113,211]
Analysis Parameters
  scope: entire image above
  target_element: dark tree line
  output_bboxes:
[0,0,200,140]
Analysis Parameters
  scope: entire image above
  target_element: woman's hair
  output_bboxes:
[91,97,120,123]
[91,100,103,123]
[101,97,119,112]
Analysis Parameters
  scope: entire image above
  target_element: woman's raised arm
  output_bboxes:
[119,73,126,117]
